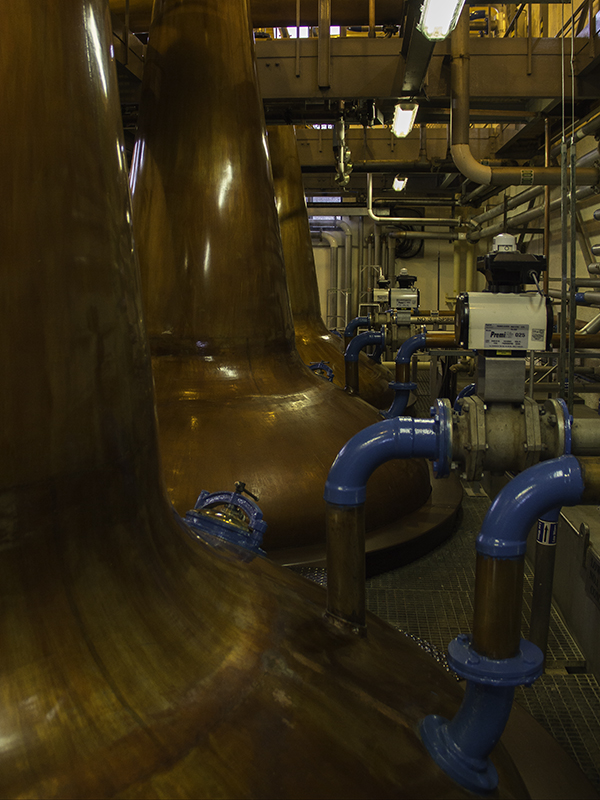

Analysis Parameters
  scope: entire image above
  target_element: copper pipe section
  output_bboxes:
[268,125,394,409]
[472,554,525,660]
[396,362,411,383]
[578,457,600,503]
[326,505,366,630]
[109,0,404,31]
[552,332,600,349]
[425,333,458,349]
[0,3,583,796]
[130,0,431,561]
[345,360,360,394]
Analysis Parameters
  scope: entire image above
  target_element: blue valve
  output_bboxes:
[309,361,335,382]
[185,482,267,555]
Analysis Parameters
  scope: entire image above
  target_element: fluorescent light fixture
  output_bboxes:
[393,175,407,192]
[417,0,466,41]
[392,103,418,138]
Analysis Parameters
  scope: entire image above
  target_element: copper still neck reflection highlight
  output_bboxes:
[130,0,433,562]
[268,123,395,409]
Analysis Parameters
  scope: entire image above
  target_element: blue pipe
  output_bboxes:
[324,402,452,506]
[344,330,385,363]
[453,382,476,412]
[421,455,586,793]
[395,331,427,365]
[382,381,416,418]
[344,316,370,339]
[382,332,428,418]
[476,455,584,559]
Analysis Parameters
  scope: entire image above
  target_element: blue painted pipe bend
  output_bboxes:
[382,381,416,418]
[324,415,443,506]
[395,331,427,364]
[344,316,370,338]
[344,330,385,362]
[476,455,584,559]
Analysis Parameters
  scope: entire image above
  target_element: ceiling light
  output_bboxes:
[417,0,466,41]
[392,103,418,138]
[393,175,407,192]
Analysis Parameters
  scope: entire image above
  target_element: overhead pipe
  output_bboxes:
[367,174,461,227]
[421,456,598,794]
[450,7,600,189]
[470,185,596,242]
[469,186,545,228]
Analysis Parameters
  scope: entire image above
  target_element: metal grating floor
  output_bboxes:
[290,489,600,791]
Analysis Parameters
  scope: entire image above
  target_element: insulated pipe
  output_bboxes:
[337,220,353,325]
[324,411,448,628]
[465,242,476,291]
[367,174,461,227]
[321,231,339,327]
[549,289,600,306]
[389,230,463,241]
[421,456,591,795]
[470,186,545,227]
[471,186,596,242]
[453,241,462,298]
[450,8,600,189]
[579,313,600,334]
[344,330,386,395]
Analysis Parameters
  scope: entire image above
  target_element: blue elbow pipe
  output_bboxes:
[382,382,416,418]
[476,456,584,559]
[344,330,385,363]
[422,455,586,793]
[344,316,370,338]
[395,331,427,364]
[324,401,452,506]
[453,383,476,411]
[382,333,428,418]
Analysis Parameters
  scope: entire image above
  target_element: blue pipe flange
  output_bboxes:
[544,398,573,456]
[185,487,267,555]
[446,634,543,686]
[421,635,543,793]
[556,397,573,454]
[430,398,453,478]
[308,361,335,382]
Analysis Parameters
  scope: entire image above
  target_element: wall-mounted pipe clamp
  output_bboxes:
[185,483,267,555]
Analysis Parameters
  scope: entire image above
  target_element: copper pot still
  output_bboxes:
[0,2,596,798]
[129,0,441,564]
[268,123,396,410]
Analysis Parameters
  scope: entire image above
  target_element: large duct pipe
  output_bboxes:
[130,0,437,564]
[268,125,395,408]
[450,8,600,188]
[2,5,540,797]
